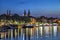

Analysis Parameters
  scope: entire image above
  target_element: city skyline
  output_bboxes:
[0,0,60,18]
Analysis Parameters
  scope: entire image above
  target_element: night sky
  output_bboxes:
[0,0,60,18]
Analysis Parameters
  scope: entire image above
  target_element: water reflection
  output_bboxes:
[53,26,57,37]
[44,26,49,37]
[40,27,43,36]
[0,25,60,40]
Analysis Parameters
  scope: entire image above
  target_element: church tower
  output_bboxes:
[7,10,8,15]
[24,10,26,16]
[28,9,30,16]
[6,10,11,16]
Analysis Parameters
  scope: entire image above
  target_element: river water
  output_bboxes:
[0,25,60,40]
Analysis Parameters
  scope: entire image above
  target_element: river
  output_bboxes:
[0,25,60,40]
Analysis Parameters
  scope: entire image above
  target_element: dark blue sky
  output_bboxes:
[0,0,60,17]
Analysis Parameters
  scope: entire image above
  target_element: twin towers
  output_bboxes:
[6,10,31,16]
[24,10,30,16]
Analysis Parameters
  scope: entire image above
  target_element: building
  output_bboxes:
[6,10,11,16]
[28,9,30,16]
[24,10,26,16]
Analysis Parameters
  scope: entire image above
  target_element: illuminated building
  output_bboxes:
[57,20,60,24]
[30,17,36,24]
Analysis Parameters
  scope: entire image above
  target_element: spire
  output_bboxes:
[7,10,8,15]
[24,10,26,16]
[28,9,30,16]
[6,10,11,16]
[9,10,11,15]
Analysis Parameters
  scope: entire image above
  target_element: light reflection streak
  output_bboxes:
[44,26,49,37]
[4,32,6,40]
[39,26,43,37]
[53,26,57,37]
[23,33,24,40]
[18,29,19,39]
[49,26,53,37]
[0,25,59,40]
[11,29,14,40]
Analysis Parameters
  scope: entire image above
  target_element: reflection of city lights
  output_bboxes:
[1,32,5,38]
[53,26,57,36]
[44,26,49,35]
[30,29,32,36]
[39,27,43,36]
